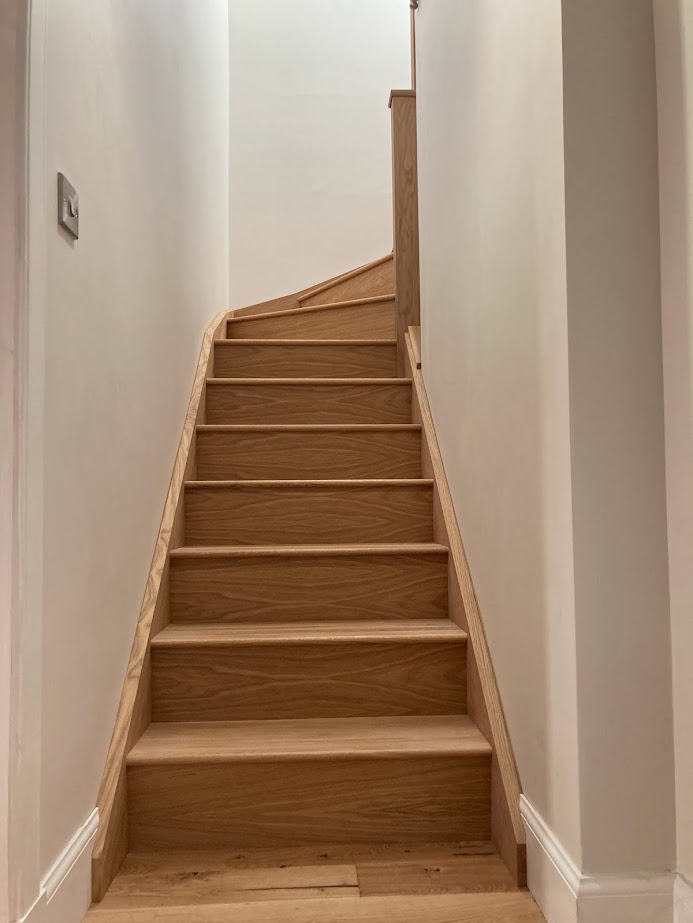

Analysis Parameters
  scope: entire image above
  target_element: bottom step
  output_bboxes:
[126,716,491,850]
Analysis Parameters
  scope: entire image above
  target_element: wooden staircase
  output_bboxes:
[85,258,540,921]
[134,290,488,851]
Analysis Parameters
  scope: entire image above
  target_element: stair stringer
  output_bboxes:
[404,329,527,887]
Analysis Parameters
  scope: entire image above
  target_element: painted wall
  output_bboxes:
[38,0,229,918]
[654,0,693,893]
[416,0,673,895]
[228,0,410,309]
[561,0,674,877]
[416,0,582,866]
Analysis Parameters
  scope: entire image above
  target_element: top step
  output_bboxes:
[226,296,396,341]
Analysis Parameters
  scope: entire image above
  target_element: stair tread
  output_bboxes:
[169,543,449,558]
[185,478,434,488]
[128,716,490,765]
[216,338,397,347]
[226,294,396,326]
[197,424,421,432]
[152,619,466,647]
[206,377,412,385]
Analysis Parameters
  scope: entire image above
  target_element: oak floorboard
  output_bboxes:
[86,891,544,921]
[96,864,359,909]
[356,852,516,896]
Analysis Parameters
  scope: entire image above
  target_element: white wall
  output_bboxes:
[417,0,674,912]
[654,0,693,896]
[228,0,410,308]
[35,0,229,918]
[416,0,582,867]
[561,0,674,877]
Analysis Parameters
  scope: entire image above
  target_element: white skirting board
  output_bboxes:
[520,795,674,923]
[675,875,693,923]
[18,809,98,923]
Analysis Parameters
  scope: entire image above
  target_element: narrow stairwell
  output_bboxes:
[86,271,542,921]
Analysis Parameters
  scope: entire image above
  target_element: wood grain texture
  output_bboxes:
[391,94,420,373]
[127,756,490,849]
[128,715,490,763]
[300,254,394,307]
[96,863,359,909]
[128,730,491,848]
[226,297,396,341]
[169,544,449,623]
[409,325,422,369]
[150,620,467,721]
[195,425,422,480]
[152,619,465,645]
[99,841,498,876]
[91,312,227,901]
[183,480,434,546]
[86,844,546,921]
[85,891,544,922]
[356,852,516,897]
[214,340,397,379]
[89,846,513,912]
[405,333,526,885]
[388,89,417,106]
[234,254,393,318]
[205,379,412,425]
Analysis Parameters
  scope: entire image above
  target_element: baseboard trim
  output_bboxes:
[520,795,674,923]
[676,875,693,923]
[19,809,98,923]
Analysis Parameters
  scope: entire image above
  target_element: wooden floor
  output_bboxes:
[85,843,543,921]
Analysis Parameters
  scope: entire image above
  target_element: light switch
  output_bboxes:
[58,173,79,239]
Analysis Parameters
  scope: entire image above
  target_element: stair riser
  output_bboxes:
[151,641,467,721]
[127,755,491,850]
[214,342,397,379]
[205,382,412,425]
[196,429,422,480]
[226,302,395,340]
[184,485,434,546]
[169,553,449,623]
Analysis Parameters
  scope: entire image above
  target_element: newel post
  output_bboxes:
[389,88,420,374]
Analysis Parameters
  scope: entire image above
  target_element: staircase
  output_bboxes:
[85,274,542,921]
